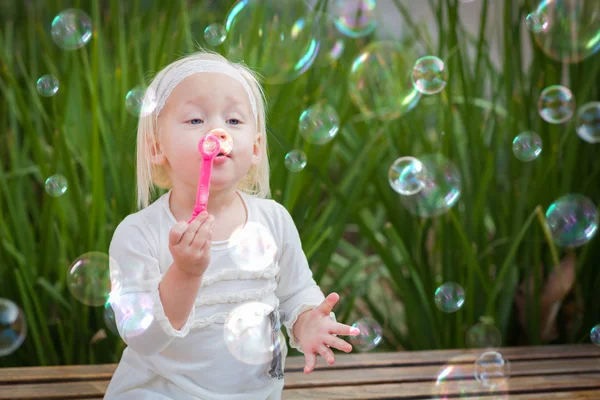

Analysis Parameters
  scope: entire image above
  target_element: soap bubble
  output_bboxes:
[412,56,447,95]
[349,317,382,352]
[36,75,59,97]
[348,41,421,120]
[284,150,307,172]
[204,23,227,46]
[125,86,157,117]
[311,12,345,68]
[388,156,426,196]
[532,0,600,63]
[0,298,27,357]
[474,351,511,388]
[512,131,542,162]
[399,154,462,217]
[330,0,377,38]
[67,252,121,307]
[434,282,465,313]
[538,85,575,124]
[51,9,93,50]
[545,194,598,248]
[576,102,600,144]
[298,103,340,145]
[466,322,502,349]
[591,324,600,346]
[230,222,278,272]
[525,12,548,33]
[107,292,154,339]
[225,0,319,84]
[224,302,283,365]
[103,302,119,336]
[45,174,68,197]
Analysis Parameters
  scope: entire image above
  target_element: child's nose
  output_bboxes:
[207,128,233,155]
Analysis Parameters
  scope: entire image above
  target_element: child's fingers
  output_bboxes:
[169,221,189,245]
[303,352,317,374]
[324,335,353,353]
[184,213,208,245]
[331,322,361,336]
[317,344,335,365]
[192,215,214,248]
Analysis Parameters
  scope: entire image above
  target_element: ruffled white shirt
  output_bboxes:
[104,190,333,400]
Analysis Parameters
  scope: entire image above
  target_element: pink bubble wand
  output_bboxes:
[188,134,221,223]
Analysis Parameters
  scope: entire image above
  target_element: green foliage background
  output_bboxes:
[0,0,599,367]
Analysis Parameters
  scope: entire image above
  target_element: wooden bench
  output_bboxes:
[1,344,599,399]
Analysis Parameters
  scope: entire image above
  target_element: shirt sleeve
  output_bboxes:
[107,215,195,356]
[273,203,336,354]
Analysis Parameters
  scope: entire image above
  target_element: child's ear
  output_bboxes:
[251,134,262,165]
[149,137,166,165]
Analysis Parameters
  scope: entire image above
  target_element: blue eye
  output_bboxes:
[189,118,204,125]
[227,118,240,125]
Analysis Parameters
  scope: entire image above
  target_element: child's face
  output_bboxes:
[154,72,260,192]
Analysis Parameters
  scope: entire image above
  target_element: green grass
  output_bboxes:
[0,0,599,367]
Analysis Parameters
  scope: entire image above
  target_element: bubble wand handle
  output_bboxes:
[188,134,221,223]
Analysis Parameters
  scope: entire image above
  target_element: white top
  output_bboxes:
[104,190,333,400]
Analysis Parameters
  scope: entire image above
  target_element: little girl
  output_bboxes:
[104,50,360,399]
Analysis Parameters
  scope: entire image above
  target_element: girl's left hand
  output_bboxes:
[295,293,361,374]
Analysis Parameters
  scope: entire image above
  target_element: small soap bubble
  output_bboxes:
[538,85,575,124]
[125,86,157,117]
[576,102,600,144]
[388,156,426,195]
[44,174,68,197]
[466,322,502,349]
[67,252,121,307]
[348,41,421,120]
[331,0,377,38]
[412,56,447,95]
[474,351,511,388]
[512,131,542,162]
[284,150,307,172]
[525,12,548,33]
[298,103,340,145]
[591,324,600,346]
[204,23,227,46]
[224,302,283,365]
[434,282,465,313]
[400,154,462,217]
[36,75,59,97]
[545,194,598,248]
[51,9,93,50]
[349,317,382,352]
[0,298,27,357]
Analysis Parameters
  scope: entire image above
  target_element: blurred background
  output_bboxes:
[1,0,599,367]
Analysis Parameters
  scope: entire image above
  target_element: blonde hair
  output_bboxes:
[135,50,271,210]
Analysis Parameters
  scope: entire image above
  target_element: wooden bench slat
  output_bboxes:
[0,381,109,400]
[1,344,597,384]
[282,373,600,399]
[283,358,600,389]
[457,391,600,400]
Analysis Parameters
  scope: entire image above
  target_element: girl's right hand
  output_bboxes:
[168,211,214,277]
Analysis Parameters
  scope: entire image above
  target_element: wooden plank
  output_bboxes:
[1,344,597,384]
[459,391,600,400]
[284,344,600,369]
[282,357,600,389]
[0,381,109,400]
[282,373,600,399]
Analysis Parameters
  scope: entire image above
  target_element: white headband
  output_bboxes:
[148,59,258,125]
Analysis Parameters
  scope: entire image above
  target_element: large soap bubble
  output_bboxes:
[532,0,600,63]
[225,0,320,84]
